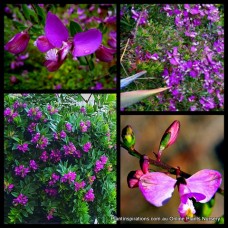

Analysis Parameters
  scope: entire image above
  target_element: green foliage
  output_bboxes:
[4,4,116,89]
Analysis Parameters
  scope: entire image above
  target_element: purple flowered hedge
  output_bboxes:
[4,94,116,224]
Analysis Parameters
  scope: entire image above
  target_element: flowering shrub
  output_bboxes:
[4,94,116,224]
[121,120,223,223]
[4,4,116,90]
[120,4,224,111]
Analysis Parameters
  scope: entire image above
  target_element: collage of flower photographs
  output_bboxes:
[3,2,224,225]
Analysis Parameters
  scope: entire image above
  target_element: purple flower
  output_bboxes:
[199,96,215,111]
[95,45,116,62]
[128,155,222,220]
[60,130,66,138]
[29,160,38,171]
[53,132,59,140]
[14,165,30,178]
[4,107,18,123]
[28,122,37,133]
[131,8,148,25]
[50,149,62,163]
[88,175,96,185]
[27,107,42,120]
[74,181,86,191]
[5,31,30,54]
[81,125,88,133]
[40,151,49,162]
[85,120,91,127]
[72,29,102,57]
[13,194,28,206]
[17,143,29,153]
[84,188,95,202]
[100,155,108,165]
[94,160,104,173]
[45,188,58,196]
[65,123,72,132]
[61,171,76,184]
[47,208,55,220]
[4,182,14,192]
[49,173,60,186]
[47,104,58,114]
[83,142,92,152]
[80,107,86,114]
[108,31,116,49]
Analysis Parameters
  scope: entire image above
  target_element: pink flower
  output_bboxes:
[95,45,116,62]
[128,155,222,220]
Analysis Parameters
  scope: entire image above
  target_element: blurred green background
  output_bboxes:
[120,115,224,224]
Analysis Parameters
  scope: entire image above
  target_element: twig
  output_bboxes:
[121,141,224,195]
[120,38,130,62]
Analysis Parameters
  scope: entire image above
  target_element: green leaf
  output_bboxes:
[88,58,95,70]
[215,215,224,224]
[13,21,27,31]
[11,192,18,197]
[33,5,46,25]
[78,57,88,66]
[70,21,83,36]
[22,4,30,21]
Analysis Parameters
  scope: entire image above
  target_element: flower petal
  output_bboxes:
[73,29,102,57]
[185,169,222,203]
[34,35,54,52]
[139,172,176,207]
[5,31,30,55]
[45,12,69,48]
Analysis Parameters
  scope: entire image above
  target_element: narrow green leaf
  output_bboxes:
[121,88,170,108]
[70,21,83,36]
[33,5,46,25]
[22,4,30,21]
[13,21,27,31]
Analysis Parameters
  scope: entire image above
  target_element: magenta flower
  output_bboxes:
[95,45,116,62]
[29,160,38,171]
[65,123,72,132]
[74,181,86,191]
[14,165,30,178]
[40,151,49,162]
[5,31,30,55]
[80,107,86,114]
[60,130,66,138]
[13,193,28,206]
[61,171,76,184]
[72,29,102,57]
[88,175,96,185]
[84,188,95,202]
[27,122,37,133]
[128,156,222,220]
[45,188,58,196]
[17,143,29,153]
[50,149,62,163]
[34,12,102,72]
[83,142,92,152]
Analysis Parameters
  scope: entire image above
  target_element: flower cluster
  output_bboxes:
[31,133,49,149]
[84,188,95,202]
[47,208,55,220]
[45,188,58,197]
[4,107,18,123]
[80,120,91,133]
[13,194,28,206]
[14,165,30,178]
[94,155,108,173]
[131,7,148,25]
[88,175,96,185]
[27,107,42,120]
[48,173,60,186]
[50,149,62,163]
[27,122,37,133]
[65,122,72,132]
[83,142,92,153]
[40,151,49,162]
[29,160,38,171]
[17,143,29,153]
[53,130,67,140]
[61,171,77,184]
[47,104,58,115]
[74,181,86,192]
[4,181,14,193]
[63,142,81,158]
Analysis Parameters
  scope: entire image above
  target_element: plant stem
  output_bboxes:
[120,141,224,195]
[85,56,92,71]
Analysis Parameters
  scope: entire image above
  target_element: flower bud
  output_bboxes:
[157,120,180,161]
[95,45,116,62]
[5,31,30,55]
[121,125,136,149]
[140,155,149,174]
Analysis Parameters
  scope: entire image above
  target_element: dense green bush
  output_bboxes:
[4,94,116,224]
